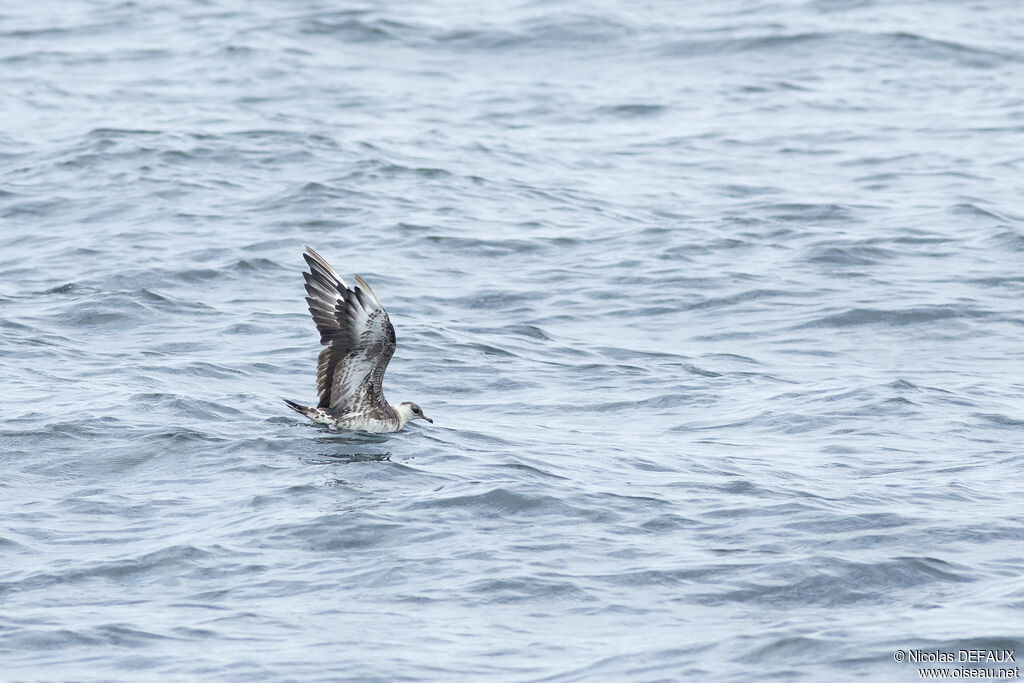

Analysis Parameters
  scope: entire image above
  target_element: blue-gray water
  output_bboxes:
[2,1,1023,680]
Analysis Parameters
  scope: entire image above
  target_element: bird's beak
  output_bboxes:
[423,416,433,423]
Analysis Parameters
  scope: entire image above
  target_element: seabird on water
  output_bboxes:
[283,246,432,433]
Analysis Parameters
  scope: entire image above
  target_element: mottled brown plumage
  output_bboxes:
[283,247,431,432]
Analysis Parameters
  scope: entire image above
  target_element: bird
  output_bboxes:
[283,246,432,433]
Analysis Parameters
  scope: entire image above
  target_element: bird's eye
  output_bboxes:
[413,407,420,414]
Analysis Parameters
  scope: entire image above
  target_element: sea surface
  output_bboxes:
[2,1,1023,680]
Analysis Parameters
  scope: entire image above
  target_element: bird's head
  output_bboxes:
[397,401,433,426]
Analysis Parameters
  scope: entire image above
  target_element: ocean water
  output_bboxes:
[2,0,1023,680]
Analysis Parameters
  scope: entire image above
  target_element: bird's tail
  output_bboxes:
[282,398,318,420]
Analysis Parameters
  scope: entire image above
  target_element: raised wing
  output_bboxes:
[302,246,396,416]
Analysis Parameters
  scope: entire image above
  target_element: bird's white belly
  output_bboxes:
[325,413,402,433]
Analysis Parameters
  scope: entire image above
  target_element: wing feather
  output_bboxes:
[301,247,397,416]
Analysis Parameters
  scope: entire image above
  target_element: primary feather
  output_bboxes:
[302,246,397,418]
